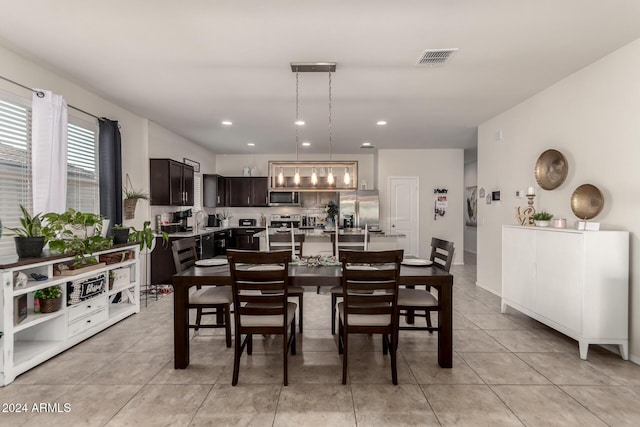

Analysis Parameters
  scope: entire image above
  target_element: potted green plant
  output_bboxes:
[130,221,168,253]
[34,285,62,313]
[533,211,554,227]
[111,224,132,245]
[326,201,339,226]
[44,209,112,269]
[4,205,48,258]
[43,208,105,239]
[123,175,149,220]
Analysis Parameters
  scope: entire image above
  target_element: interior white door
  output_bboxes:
[389,177,419,256]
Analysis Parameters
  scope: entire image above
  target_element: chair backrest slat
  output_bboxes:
[172,238,198,273]
[228,249,292,327]
[269,233,304,257]
[429,238,455,272]
[340,249,403,323]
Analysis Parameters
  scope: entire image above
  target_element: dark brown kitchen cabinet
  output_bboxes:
[150,158,194,206]
[226,177,268,207]
[203,174,226,207]
[232,228,265,250]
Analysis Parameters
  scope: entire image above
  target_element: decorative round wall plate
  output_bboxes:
[571,184,604,220]
[535,149,568,190]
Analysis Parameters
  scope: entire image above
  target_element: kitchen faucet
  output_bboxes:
[194,210,206,233]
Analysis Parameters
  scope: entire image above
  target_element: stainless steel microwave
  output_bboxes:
[268,191,300,206]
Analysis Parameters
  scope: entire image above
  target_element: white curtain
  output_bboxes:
[32,90,68,214]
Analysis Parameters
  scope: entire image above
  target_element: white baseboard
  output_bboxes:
[475,281,501,297]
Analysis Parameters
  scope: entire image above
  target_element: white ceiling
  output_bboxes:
[1,0,640,155]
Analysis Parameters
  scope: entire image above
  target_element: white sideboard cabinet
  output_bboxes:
[502,225,629,360]
[0,244,140,386]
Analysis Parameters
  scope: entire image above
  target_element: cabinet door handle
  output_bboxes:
[247,196,250,205]
[217,196,220,203]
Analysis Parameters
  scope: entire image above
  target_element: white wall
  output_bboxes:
[478,39,640,362]
[464,160,478,254]
[377,149,465,264]
[0,44,213,230]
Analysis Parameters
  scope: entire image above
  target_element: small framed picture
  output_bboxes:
[183,158,200,173]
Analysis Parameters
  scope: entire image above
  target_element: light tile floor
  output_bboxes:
[2,252,640,426]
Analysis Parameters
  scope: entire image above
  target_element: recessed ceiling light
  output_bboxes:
[294,120,305,126]
[376,120,387,126]
[222,120,232,125]
[360,142,375,149]
[247,142,255,147]
[302,141,311,147]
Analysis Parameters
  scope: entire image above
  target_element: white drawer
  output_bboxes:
[67,296,107,322]
[67,309,107,338]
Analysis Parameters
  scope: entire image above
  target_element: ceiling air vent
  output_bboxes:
[416,48,458,66]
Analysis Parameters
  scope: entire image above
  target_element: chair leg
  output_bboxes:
[195,307,203,331]
[390,332,398,385]
[382,334,388,355]
[224,304,232,348]
[291,315,296,356]
[426,309,433,333]
[284,323,289,386]
[247,334,253,355]
[338,318,344,354]
[298,294,303,333]
[331,294,337,335]
[342,327,348,385]
[316,286,320,294]
[232,332,242,386]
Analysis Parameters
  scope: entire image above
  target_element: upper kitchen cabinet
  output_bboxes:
[150,159,194,206]
[301,191,338,207]
[227,177,268,207]
[203,174,226,207]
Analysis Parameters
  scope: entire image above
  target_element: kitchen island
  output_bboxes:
[255,228,403,255]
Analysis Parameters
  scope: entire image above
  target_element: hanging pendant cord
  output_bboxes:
[0,74,102,120]
[328,69,332,161]
[295,70,299,161]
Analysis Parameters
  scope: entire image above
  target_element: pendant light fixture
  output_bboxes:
[327,69,334,186]
[268,63,357,191]
[294,69,301,185]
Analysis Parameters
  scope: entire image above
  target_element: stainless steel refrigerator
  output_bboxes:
[339,190,379,229]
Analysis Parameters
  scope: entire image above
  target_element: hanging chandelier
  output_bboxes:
[268,62,358,192]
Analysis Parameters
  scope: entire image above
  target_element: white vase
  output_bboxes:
[534,220,550,227]
[221,219,230,227]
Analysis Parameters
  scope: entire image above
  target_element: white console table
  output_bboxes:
[501,225,629,360]
[1,244,140,386]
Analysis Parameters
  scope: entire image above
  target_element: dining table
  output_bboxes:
[171,261,454,369]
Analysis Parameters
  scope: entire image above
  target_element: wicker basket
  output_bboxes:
[123,198,138,220]
[40,297,62,314]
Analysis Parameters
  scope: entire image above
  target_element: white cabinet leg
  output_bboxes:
[579,341,589,360]
[620,343,629,360]
[501,301,507,314]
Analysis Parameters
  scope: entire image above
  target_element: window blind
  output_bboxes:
[66,120,99,214]
[0,97,32,256]
[193,174,202,211]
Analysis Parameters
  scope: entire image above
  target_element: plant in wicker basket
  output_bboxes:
[34,286,62,313]
[123,174,149,220]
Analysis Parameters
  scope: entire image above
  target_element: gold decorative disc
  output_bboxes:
[571,184,604,220]
[535,149,568,190]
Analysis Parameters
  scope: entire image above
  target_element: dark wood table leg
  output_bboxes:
[173,281,190,369]
[437,280,453,368]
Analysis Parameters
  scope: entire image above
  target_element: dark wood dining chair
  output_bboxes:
[171,238,232,347]
[398,237,454,333]
[227,249,296,386]
[267,232,305,333]
[337,249,403,385]
[330,233,368,334]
